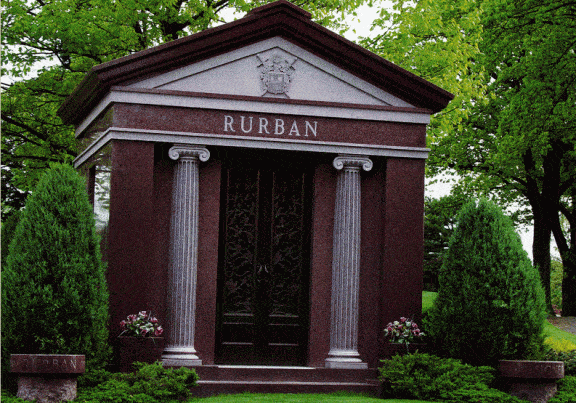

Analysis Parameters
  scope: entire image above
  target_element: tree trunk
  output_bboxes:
[550,185,576,316]
[556,201,576,316]
[532,208,553,312]
[524,145,568,314]
[562,252,576,316]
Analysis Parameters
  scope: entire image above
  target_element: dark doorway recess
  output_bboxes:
[215,150,312,366]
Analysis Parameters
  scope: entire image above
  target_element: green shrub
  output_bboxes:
[76,361,199,403]
[2,164,110,375]
[1,390,27,403]
[78,377,157,403]
[77,367,116,389]
[427,199,546,366]
[444,387,527,403]
[548,375,576,403]
[544,349,576,376]
[545,338,576,353]
[379,353,524,402]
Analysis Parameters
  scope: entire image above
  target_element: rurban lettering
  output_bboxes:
[223,115,317,137]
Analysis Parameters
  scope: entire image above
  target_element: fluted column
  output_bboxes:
[162,145,210,367]
[325,155,372,369]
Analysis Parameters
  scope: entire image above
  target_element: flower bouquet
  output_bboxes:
[120,311,164,337]
[118,311,165,372]
[384,317,424,344]
[384,317,425,355]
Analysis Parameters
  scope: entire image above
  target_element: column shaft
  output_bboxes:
[162,145,209,367]
[325,155,372,369]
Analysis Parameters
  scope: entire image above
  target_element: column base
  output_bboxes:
[325,350,368,369]
[162,347,202,367]
[325,358,368,369]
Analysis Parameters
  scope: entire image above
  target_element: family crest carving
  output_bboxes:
[257,53,297,96]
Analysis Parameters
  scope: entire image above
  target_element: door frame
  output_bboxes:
[214,149,313,366]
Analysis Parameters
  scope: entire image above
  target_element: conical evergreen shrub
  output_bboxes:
[427,199,546,366]
[2,164,110,374]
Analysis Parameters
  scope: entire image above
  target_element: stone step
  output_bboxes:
[190,366,381,397]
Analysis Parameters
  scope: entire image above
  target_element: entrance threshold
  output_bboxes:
[192,365,380,397]
[216,365,314,370]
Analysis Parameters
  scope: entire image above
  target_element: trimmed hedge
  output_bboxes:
[2,164,110,376]
[76,362,199,403]
[426,199,546,366]
[379,353,524,402]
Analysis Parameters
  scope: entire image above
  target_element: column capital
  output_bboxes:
[333,155,373,172]
[168,145,210,162]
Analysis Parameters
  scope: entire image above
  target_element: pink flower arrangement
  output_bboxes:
[384,317,425,345]
[120,311,164,337]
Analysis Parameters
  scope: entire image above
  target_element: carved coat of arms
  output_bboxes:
[257,53,297,96]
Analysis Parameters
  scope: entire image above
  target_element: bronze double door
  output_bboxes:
[215,152,312,365]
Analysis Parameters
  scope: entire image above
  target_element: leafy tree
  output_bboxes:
[1,70,78,219]
[2,164,110,376]
[428,199,546,367]
[360,0,576,313]
[477,0,576,314]
[1,0,366,215]
[423,194,469,291]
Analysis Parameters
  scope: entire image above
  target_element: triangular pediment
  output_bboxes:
[59,0,453,126]
[127,38,413,108]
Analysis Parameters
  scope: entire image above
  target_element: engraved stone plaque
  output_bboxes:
[11,354,85,374]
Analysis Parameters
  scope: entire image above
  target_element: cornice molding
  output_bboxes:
[73,128,429,168]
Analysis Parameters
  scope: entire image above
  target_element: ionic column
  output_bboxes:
[162,145,210,367]
[325,155,372,369]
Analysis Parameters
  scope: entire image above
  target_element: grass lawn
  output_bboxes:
[544,320,576,347]
[190,392,431,402]
[422,291,437,312]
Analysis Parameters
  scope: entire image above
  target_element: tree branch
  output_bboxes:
[1,115,76,157]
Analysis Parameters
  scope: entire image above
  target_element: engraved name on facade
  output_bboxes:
[224,115,318,137]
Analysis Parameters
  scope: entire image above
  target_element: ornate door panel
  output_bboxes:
[216,156,311,365]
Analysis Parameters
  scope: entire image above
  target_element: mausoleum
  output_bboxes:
[59,0,453,392]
